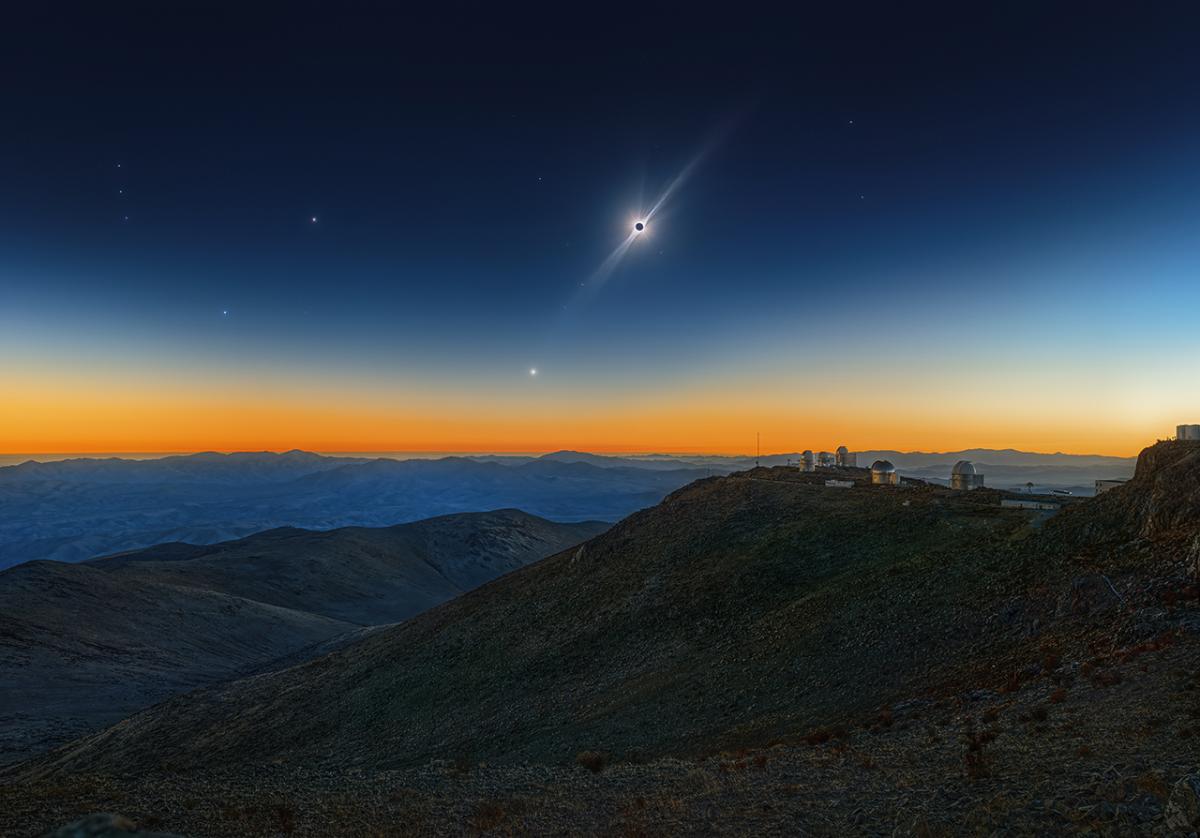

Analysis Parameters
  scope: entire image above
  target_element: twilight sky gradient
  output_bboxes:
[3,4,1199,456]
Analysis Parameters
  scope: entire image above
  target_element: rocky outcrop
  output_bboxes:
[1166,772,1200,831]
[1045,441,1200,557]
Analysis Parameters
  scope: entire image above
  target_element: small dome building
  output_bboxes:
[870,459,898,485]
[950,459,985,491]
[835,445,856,467]
[801,450,816,472]
[818,451,836,468]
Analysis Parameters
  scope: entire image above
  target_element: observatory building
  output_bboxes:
[870,459,899,486]
[818,451,836,468]
[950,460,985,491]
[836,445,857,467]
[801,450,816,472]
[1178,424,1200,441]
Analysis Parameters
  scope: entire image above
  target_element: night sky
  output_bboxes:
[3,4,1199,455]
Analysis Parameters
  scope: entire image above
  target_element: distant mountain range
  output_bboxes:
[0,450,701,569]
[0,510,604,766]
[478,447,1136,488]
[0,447,1135,569]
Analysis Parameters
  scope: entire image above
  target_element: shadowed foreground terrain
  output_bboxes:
[3,443,1198,835]
[0,510,606,768]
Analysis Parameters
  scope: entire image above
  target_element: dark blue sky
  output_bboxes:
[3,3,1199,454]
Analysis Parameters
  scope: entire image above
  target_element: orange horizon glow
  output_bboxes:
[3,357,1185,460]
[0,399,1159,459]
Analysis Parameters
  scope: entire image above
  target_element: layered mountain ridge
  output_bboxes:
[0,510,605,766]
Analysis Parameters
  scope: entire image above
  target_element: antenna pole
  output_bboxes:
[756,432,760,468]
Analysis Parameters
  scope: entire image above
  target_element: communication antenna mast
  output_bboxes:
[756,432,760,468]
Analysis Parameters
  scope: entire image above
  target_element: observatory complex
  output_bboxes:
[799,447,858,472]
[1178,424,1200,441]
[950,460,985,491]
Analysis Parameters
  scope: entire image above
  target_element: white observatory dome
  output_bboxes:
[950,459,985,490]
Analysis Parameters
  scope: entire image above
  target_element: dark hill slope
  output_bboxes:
[26,470,1069,775]
[92,510,609,625]
[0,511,604,767]
[0,561,350,766]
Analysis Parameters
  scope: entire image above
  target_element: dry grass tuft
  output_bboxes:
[576,751,609,774]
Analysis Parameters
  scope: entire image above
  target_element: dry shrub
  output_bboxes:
[274,805,296,835]
[1163,585,1200,608]
[804,728,832,746]
[964,747,989,780]
[963,724,994,780]
[1136,772,1170,799]
[1049,687,1068,703]
[469,800,507,832]
[576,751,609,773]
[1118,630,1179,663]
